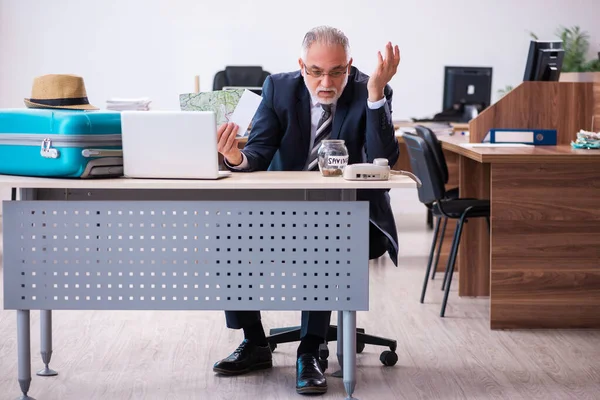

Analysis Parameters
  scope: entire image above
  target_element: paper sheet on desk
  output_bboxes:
[229,89,262,137]
[460,143,532,147]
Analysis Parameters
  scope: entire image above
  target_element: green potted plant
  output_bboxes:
[499,26,600,98]
[531,26,600,81]
[497,85,514,98]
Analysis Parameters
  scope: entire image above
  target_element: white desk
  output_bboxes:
[1,172,416,400]
[0,171,416,190]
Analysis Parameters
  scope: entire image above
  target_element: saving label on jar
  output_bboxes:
[327,155,349,166]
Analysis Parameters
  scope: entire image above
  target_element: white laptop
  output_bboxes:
[120,110,231,179]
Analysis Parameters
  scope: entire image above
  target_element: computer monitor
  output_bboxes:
[434,66,492,122]
[442,66,492,111]
[523,40,564,81]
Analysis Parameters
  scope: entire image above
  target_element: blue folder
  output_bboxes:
[483,129,557,145]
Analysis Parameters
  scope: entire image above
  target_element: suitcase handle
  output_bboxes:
[81,149,123,158]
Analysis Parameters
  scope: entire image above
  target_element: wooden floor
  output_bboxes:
[1,188,600,400]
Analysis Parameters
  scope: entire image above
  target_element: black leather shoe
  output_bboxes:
[213,339,272,376]
[296,353,327,395]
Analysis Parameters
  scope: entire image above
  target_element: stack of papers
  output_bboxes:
[106,97,152,111]
[571,130,600,149]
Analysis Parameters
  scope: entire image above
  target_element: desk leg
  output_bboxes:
[17,310,36,400]
[37,310,58,376]
[332,312,344,378]
[343,311,357,400]
[457,156,490,297]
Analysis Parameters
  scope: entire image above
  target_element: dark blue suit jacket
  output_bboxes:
[233,66,400,266]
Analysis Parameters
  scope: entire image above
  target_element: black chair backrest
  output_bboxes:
[213,66,271,90]
[402,132,447,205]
[414,125,449,184]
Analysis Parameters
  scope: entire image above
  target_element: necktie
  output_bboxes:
[308,104,332,171]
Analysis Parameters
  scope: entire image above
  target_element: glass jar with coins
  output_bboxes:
[317,139,349,177]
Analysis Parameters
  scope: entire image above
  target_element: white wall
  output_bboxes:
[1,0,599,120]
[0,188,10,202]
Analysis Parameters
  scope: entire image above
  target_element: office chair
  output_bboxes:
[418,127,458,233]
[267,243,399,368]
[213,66,271,90]
[267,311,398,370]
[413,126,459,291]
[403,132,490,317]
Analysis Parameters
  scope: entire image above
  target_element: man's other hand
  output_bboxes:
[367,42,401,102]
[217,122,242,166]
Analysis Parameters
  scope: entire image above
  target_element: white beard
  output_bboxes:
[303,72,349,105]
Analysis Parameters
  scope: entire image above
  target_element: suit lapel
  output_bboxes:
[296,84,312,167]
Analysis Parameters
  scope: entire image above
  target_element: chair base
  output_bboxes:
[267,325,397,353]
[267,325,398,369]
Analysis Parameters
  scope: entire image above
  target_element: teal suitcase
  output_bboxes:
[0,109,123,178]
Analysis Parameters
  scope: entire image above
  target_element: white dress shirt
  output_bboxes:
[227,94,387,170]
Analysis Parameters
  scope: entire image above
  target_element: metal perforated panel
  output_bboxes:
[3,201,369,311]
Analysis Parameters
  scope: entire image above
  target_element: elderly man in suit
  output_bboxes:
[213,25,401,395]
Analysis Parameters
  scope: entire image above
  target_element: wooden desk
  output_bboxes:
[440,141,600,163]
[441,142,600,329]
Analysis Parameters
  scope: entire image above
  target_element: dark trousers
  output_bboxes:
[224,222,389,339]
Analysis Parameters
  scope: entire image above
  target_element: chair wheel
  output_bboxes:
[268,342,277,352]
[379,350,398,366]
[356,341,365,353]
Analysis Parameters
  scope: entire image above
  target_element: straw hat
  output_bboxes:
[24,74,99,110]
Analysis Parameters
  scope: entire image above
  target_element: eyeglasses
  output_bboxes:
[303,64,349,78]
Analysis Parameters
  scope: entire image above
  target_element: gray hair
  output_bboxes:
[301,26,351,61]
